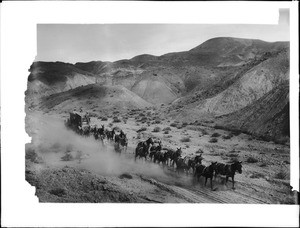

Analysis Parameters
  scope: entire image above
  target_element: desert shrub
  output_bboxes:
[211,132,221,137]
[108,123,113,127]
[180,137,191,142]
[164,130,169,134]
[139,113,145,117]
[259,162,268,167]
[214,125,224,130]
[61,152,74,161]
[226,153,239,158]
[170,123,177,127]
[200,129,209,135]
[182,122,188,127]
[222,134,233,140]
[153,126,161,132]
[246,156,259,163]
[137,127,147,133]
[154,120,161,124]
[112,117,121,123]
[25,147,37,162]
[101,117,108,121]
[209,138,218,143]
[274,169,288,180]
[140,117,148,122]
[49,188,66,197]
[232,130,242,136]
[274,136,290,145]
[163,127,171,131]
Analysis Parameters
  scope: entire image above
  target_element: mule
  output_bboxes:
[149,141,162,161]
[115,133,128,153]
[175,157,190,175]
[183,155,203,174]
[135,138,154,161]
[194,162,217,190]
[214,161,242,189]
[153,150,168,167]
[169,147,182,166]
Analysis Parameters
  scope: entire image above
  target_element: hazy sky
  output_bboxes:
[36,10,289,64]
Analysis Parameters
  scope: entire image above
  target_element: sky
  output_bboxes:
[36,9,289,64]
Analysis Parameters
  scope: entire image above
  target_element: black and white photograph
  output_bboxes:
[1,1,299,227]
[25,21,297,204]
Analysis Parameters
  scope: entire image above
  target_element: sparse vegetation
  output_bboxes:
[112,117,121,123]
[222,134,233,140]
[153,126,161,132]
[163,127,171,131]
[101,117,108,121]
[211,132,221,137]
[180,137,191,142]
[209,138,218,143]
[49,188,66,197]
[274,169,288,180]
[137,127,147,133]
[200,129,208,135]
[182,122,188,127]
[246,156,259,163]
[170,122,177,127]
[259,162,268,167]
[164,130,169,134]
[226,153,239,158]
[25,147,37,162]
[61,152,74,161]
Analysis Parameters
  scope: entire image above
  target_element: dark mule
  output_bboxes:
[183,154,203,174]
[105,129,114,141]
[194,162,217,190]
[214,161,242,189]
[175,157,189,175]
[115,133,128,153]
[149,141,162,161]
[153,150,168,167]
[135,138,154,161]
[169,147,182,166]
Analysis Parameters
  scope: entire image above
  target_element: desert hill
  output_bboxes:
[27,61,96,97]
[216,82,289,143]
[26,37,290,141]
[37,84,151,114]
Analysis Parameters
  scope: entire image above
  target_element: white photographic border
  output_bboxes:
[1,1,299,227]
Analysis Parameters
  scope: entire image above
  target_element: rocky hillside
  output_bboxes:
[216,82,289,143]
[37,84,151,114]
[27,61,96,97]
[26,37,290,141]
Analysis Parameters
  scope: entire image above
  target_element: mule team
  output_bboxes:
[135,137,243,190]
[68,122,242,190]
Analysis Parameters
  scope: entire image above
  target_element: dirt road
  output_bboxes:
[25,111,296,204]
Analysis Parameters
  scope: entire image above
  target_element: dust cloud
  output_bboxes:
[26,112,169,180]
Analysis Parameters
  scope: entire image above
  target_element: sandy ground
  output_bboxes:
[25,109,297,204]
